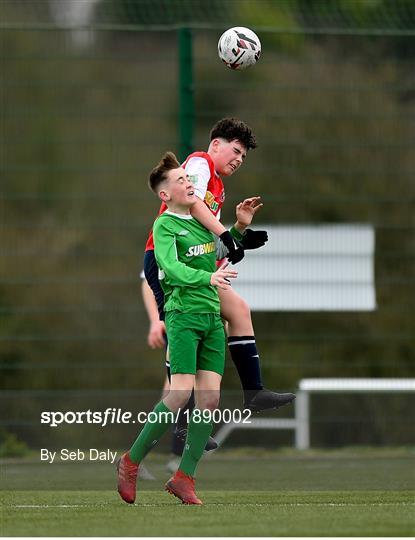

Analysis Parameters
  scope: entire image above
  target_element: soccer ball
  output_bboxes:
[218,27,261,70]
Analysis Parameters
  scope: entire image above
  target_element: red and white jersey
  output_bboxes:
[145,151,225,252]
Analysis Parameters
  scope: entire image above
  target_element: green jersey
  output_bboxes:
[153,211,219,314]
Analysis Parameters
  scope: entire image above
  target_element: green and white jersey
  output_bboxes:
[153,211,219,314]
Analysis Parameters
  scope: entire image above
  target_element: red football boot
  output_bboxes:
[116,452,138,504]
[165,469,203,505]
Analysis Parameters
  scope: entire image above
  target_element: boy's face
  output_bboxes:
[211,138,247,177]
[159,167,197,208]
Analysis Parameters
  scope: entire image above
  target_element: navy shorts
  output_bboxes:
[143,249,165,321]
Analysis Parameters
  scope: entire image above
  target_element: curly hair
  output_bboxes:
[209,117,257,150]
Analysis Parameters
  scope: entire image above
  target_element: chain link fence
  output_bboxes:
[1,0,414,448]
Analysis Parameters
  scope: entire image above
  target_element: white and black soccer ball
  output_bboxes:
[218,27,261,70]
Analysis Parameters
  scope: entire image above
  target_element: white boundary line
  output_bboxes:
[8,501,415,508]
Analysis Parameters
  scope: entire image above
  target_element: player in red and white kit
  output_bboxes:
[144,118,295,415]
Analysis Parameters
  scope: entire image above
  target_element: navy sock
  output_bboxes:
[228,336,264,397]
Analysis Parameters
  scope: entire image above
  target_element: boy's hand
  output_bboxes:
[235,196,263,231]
[210,262,238,290]
[148,320,166,349]
[240,228,268,250]
[219,231,245,264]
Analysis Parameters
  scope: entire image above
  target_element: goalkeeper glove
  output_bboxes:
[240,228,268,250]
[219,231,245,265]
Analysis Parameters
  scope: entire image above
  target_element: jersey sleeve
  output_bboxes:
[214,235,227,260]
[184,156,211,200]
[153,218,212,287]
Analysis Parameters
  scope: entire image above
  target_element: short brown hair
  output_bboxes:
[210,117,257,150]
[148,151,181,193]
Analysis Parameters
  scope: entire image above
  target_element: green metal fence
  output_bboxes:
[1,0,414,447]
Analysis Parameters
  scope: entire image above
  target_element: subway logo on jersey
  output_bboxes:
[185,241,215,257]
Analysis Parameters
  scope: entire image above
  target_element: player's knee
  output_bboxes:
[197,393,220,411]
[226,296,251,324]
[240,297,251,318]
[168,388,193,410]
[177,389,193,408]
[206,398,220,411]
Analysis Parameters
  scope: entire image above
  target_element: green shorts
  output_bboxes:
[165,311,225,376]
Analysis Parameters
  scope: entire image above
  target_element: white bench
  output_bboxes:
[214,378,415,450]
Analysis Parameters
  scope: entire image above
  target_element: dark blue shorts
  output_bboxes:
[143,249,165,321]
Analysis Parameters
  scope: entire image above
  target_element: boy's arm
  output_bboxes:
[185,155,246,263]
[190,197,226,235]
[190,199,244,264]
[186,156,243,238]
[190,195,250,236]
[153,219,211,287]
[141,278,165,349]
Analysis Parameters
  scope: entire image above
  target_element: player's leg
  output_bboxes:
[129,377,191,464]
[167,390,194,471]
[166,370,221,505]
[170,314,223,478]
[118,309,199,504]
[178,370,221,477]
[144,249,217,453]
[117,374,193,504]
[159,369,182,471]
[165,345,216,469]
[166,315,224,505]
[144,249,202,457]
[218,287,296,411]
[162,347,183,468]
[131,314,201,457]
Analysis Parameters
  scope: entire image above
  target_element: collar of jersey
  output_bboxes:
[164,210,193,220]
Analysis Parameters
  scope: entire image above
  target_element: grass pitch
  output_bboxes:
[1,448,414,536]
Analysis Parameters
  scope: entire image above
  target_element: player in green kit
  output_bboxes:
[117,152,238,505]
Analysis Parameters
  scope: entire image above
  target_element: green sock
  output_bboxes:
[179,410,213,477]
[129,401,173,463]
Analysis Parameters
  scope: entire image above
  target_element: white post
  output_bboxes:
[295,390,310,450]
[213,421,236,447]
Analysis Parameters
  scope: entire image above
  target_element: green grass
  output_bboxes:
[2,490,414,537]
[1,448,415,536]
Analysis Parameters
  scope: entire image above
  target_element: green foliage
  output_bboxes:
[0,429,29,457]
[240,0,305,53]
[95,0,229,25]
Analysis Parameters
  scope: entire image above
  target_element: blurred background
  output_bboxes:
[1,0,414,455]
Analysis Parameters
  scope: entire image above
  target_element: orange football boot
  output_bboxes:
[165,469,203,505]
[116,452,138,504]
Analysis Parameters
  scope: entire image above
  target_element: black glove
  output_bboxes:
[240,229,268,250]
[219,231,245,265]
